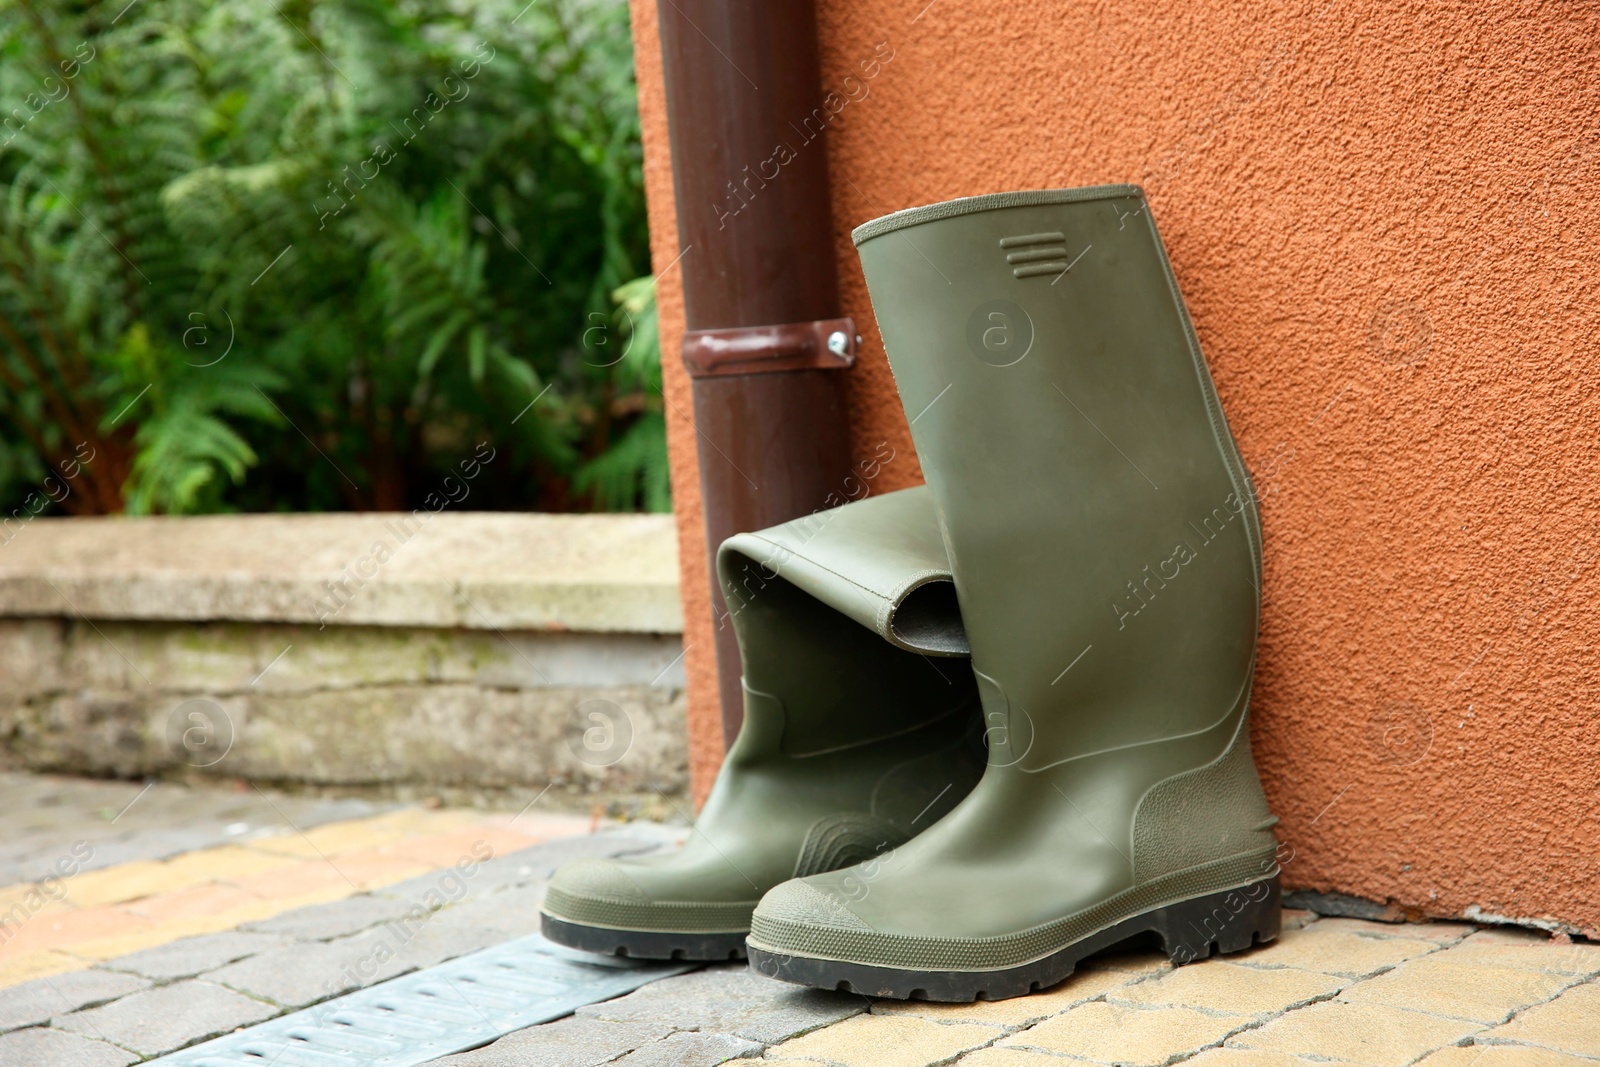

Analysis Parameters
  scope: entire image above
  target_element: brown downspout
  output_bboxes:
[656,0,855,749]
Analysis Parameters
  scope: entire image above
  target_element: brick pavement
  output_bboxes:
[0,772,1595,1065]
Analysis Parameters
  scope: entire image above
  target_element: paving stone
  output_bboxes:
[765,1013,1001,1066]
[956,1050,1099,1066]
[1185,1050,1336,1066]
[374,833,654,904]
[386,921,505,972]
[206,928,415,1006]
[1339,956,1575,1023]
[102,930,291,980]
[242,892,418,939]
[69,847,290,908]
[1418,1045,1600,1066]
[55,979,276,1056]
[428,1016,673,1067]
[0,1025,138,1067]
[1235,925,1443,978]
[1001,1002,1253,1065]
[1313,917,1476,945]
[579,965,866,1043]
[1280,909,1319,932]
[1482,979,1600,1057]
[429,884,548,940]
[1228,1000,1482,1066]
[872,966,1138,1027]
[0,968,149,1031]
[1438,929,1600,976]
[611,1031,763,1065]
[1109,959,1344,1017]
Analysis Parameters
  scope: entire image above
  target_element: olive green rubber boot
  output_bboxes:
[747,187,1281,999]
[541,485,983,960]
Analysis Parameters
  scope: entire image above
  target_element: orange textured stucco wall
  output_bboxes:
[628,0,1600,930]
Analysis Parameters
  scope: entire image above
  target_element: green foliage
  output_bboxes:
[573,276,668,512]
[0,0,665,515]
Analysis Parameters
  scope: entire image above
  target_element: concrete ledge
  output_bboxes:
[0,513,681,633]
[0,514,688,797]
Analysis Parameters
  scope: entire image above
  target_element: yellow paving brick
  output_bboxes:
[956,1050,1081,1066]
[60,861,179,908]
[0,882,76,916]
[1229,1000,1483,1066]
[0,904,159,956]
[1417,1044,1600,1066]
[123,882,272,922]
[0,948,87,987]
[381,827,542,869]
[873,967,1139,1026]
[68,891,338,961]
[1339,957,1575,1024]
[246,810,478,858]
[1186,1049,1344,1066]
[0,806,566,990]
[1110,959,1344,1017]
[1483,980,1600,1058]
[470,810,593,840]
[1438,929,1600,977]
[1313,918,1476,945]
[1235,925,1442,978]
[68,846,290,907]
[766,1013,1001,1067]
[228,858,377,900]
[303,853,436,892]
[1002,1002,1253,1065]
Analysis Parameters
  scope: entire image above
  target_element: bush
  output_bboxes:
[0,0,665,517]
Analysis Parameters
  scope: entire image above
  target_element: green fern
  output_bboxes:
[0,0,662,515]
[573,276,667,512]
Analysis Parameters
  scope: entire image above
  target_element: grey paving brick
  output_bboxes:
[430,885,548,940]
[612,1031,763,1066]
[379,833,661,903]
[206,932,411,1008]
[0,969,149,1032]
[578,964,867,1043]
[243,892,417,940]
[102,930,291,980]
[54,980,276,1057]
[0,1026,138,1067]
[427,1016,672,1067]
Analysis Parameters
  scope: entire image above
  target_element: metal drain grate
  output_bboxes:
[148,934,694,1067]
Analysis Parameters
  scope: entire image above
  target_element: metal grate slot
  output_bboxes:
[147,933,694,1067]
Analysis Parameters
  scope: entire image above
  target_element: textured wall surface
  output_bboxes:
[629,0,1600,929]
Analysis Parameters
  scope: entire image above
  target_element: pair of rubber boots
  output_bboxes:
[542,185,1282,1001]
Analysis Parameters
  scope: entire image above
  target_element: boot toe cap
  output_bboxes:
[755,879,876,931]
[542,857,756,934]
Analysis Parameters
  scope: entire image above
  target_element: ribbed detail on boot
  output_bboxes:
[748,849,1278,971]
[792,814,904,879]
[1133,713,1277,883]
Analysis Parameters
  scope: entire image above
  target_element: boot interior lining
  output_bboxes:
[890,579,971,656]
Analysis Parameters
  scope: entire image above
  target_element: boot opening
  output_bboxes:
[890,579,970,656]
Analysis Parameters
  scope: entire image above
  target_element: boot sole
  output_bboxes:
[541,913,748,962]
[747,876,1279,1001]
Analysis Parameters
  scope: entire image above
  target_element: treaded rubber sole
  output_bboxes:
[540,913,748,962]
[746,876,1279,1001]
